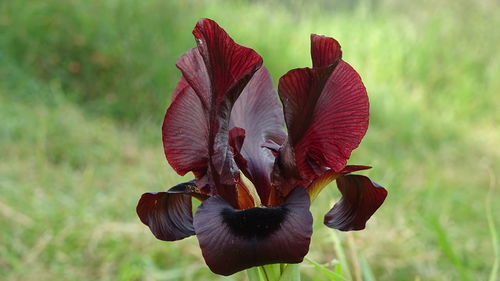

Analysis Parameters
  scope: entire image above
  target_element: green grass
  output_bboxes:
[1,0,499,280]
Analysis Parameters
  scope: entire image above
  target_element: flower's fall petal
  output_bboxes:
[307,165,372,201]
[278,59,369,183]
[306,167,381,217]
[324,174,387,231]
[193,188,313,276]
[163,18,263,206]
[136,181,201,241]
[230,67,286,205]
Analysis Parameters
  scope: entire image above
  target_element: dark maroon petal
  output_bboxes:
[192,18,263,103]
[307,165,372,201]
[340,165,372,174]
[228,127,247,169]
[171,76,190,102]
[163,19,263,206]
[278,59,369,181]
[230,67,286,205]
[311,34,342,68]
[136,181,200,241]
[193,188,312,276]
[324,174,387,231]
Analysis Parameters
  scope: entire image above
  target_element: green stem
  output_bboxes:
[246,264,301,281]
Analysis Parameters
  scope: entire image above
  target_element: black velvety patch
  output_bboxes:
[221,206,289,238]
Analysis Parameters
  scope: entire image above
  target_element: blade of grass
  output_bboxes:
[278,264,300,281]
[430,217,472,281]
[331,232,352,280]
[486,168,499,281]
[247,267,263,281]
[359,254,376,281]
[305,257,347,281]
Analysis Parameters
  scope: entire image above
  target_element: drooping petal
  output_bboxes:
[276,35,369,184]
[136,181,203,241]
[163,18,263,206]
[307,165,372,201]
[193,187,312,276]
[324,174,387,231]
[230,67,286,206]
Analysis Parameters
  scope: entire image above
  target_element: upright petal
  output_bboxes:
[230,67,286,206]
[324,174,387,231]
[310,34,342,68]
[193,188,312,276]
[136,181,205,241]
[277,35,369,184]
[163,18,263,206]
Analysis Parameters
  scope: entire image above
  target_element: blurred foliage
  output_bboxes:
[1,0,499,280]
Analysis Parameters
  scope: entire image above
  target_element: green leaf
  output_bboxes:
[247,267,265,281]
[278,264,301,281]
[304,257,347,281]
[430,217,472,281]
[331,232,352,280]
[262,264,281,281]
[359,254,376,281]
[486,176,499,281]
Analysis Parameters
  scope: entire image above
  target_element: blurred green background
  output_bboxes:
[1,0,499,280]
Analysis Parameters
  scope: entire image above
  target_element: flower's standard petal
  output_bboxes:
[171,76,190,102]
[136,181,203,241]
[230,67,286,206]
[276,36,369,184]
[310,34,342,68]
[324,174,387,231]
[193,188,313,276]
[163,18,263,206]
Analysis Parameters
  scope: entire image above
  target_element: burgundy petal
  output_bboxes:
[136,181,200,241]
[230,67,286,206]
[324,174,387,231]
[171,76,190,102]
[310,34,342,68]
[307,165,371,201]
[193,187,312,276]
[163,18,263,206]
[277,36,369,182]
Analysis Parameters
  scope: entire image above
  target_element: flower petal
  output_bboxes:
[324,174,387,231]
[307,165,372,201]
[277,36,369,183]
[310,34,342,68]
[136,181,201,241]
[193,187,312,276]
[230,67,286,206]
[163,18,263,206]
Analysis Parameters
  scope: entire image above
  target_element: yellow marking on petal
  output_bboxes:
[308,170,340,201]
[240,172,262,207]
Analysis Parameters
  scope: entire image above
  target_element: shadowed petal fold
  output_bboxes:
[193,188,313,276]
[277,35,369,183]
[136,181,202,241]
[163,18,263,205]
[324,174,387,231]
[230,67,286,205]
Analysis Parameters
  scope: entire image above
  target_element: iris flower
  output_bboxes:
[137,18,387,276]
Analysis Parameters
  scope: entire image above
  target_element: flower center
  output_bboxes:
[221,206,289,239]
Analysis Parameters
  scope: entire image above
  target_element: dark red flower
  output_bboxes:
[137,18,387,276]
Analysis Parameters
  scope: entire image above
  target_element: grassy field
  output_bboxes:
[1,0,499,280]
